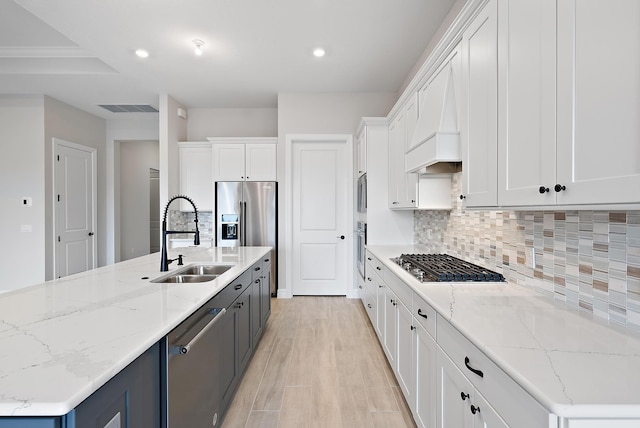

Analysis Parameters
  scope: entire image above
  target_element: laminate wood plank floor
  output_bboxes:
[221,296,417,428]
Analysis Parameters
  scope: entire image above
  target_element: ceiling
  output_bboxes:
[0,0,458,119]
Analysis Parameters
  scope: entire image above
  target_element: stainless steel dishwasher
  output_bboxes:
[167,305,226,427]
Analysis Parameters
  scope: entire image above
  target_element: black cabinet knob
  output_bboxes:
[459,194,466,200]
[554,184,566,192]
[539,186,549,194]
[461,392,470,401]
[470,405,480,415]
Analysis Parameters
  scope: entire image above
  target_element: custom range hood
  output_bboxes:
[405,59,461,174]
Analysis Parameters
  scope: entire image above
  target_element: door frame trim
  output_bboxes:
[52,138,98,278]
[284,134,355,298]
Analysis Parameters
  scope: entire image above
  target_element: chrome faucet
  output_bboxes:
[160,195,200,272]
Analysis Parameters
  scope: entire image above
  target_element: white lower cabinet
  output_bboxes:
[414,319,438,428]
[438,347,507,428]
[363,258,552,428]
[396,299,415,408]
[383,286,398,368]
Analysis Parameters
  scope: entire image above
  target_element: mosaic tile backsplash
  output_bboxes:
[169,210,213,238]
[414,172,640,328]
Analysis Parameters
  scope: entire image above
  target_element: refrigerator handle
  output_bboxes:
[241,201,247,246]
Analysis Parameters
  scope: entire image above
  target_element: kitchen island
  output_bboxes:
[366,245,640,427]
[0,246,271,424]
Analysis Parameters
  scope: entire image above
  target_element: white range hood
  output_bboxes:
[405,59,461,173]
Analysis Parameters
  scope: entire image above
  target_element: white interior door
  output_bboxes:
[55,139,96,278]
[291,138,350,295]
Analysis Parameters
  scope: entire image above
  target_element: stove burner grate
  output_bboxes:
[395,254,505,282]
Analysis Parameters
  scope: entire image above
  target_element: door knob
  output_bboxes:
[338,235,345,240]
[88,232,94,236]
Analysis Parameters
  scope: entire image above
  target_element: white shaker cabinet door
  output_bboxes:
[414,322,437,428]
[438,348,474,428]
[556,0,640,205]
[213,144,245,181]
[497,0,557,206]
[245,143,276,181]
[460,0,499,207]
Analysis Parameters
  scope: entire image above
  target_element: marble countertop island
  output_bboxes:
[367,245,640,421]
[0,246,270,417]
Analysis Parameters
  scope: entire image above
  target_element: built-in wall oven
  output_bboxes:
[356,221,367,279]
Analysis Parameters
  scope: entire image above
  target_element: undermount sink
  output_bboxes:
[151,263,235,284]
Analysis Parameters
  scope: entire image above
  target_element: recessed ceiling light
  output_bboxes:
[313,48,326,58]
[193,39,205,56]
[135,49,149,58]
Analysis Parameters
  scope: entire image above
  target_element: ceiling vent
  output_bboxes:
[98,104,159,113]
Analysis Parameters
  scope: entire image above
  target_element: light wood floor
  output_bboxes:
[221,296,417,428]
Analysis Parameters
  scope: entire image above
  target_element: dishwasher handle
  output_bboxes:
[171,307,226,355]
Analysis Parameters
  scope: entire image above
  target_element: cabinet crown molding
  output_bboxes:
[206,137,277,144]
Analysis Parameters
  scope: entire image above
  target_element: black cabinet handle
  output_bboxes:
[539,186,549,194]
[459,194,466,200]
[367,257,372,261]
[460,392,469,401]
[264,258,270,262]
[234,284,242,290]
[464,356,484,378]
[255,266,261,271]
[554,184,566,192]
[417,308,428,319]
[470,405,480,415]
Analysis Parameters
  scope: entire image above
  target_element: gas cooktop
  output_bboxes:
[391,254,505,283]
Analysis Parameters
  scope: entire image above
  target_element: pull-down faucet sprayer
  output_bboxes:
[160,195,200,272]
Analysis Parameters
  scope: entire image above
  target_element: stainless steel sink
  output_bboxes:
[151,264,235,284]
[178,264,234,276]
[157,274,219,283]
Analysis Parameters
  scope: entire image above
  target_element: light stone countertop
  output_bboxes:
[367,245,640,420]
[0,246,270,417]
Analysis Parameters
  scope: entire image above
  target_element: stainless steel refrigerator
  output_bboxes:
[215,181,277,295]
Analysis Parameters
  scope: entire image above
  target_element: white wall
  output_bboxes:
[187,108,277,140]
[276,92,397,297]
[106,118,159,263]
[0,95,46,291]
[159,95,187,210]
[119,140,159,260]
[44,96,107,279]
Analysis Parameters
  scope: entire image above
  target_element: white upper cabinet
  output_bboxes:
[497,0,557,206]
[460,0,499,207]
[356,128,367,177]
[499,0,640,207]
[178,142,213,211]
[210,137,277,182]
[245,143,277,181]
[556,0,640,205]
[388,96,419,209]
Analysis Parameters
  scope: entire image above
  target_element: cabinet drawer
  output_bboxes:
[251,261,263,282]
[437,318,550,428]
[384,269,413,309]
[213,269,252,309]
[366,251,385,281]
[412,293,436,340]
